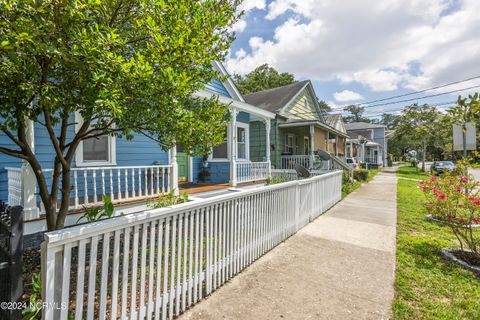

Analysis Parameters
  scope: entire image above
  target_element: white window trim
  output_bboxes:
[285,133,295,154]
[75,112,117,167]
[236,122,249,161]
[209,122,250,162]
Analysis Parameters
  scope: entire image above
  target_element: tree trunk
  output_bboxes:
[55,164,72,230]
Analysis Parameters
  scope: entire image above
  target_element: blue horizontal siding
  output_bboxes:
[205,79,231,97]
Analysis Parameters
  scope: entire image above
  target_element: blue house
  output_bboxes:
[0,61,275,232]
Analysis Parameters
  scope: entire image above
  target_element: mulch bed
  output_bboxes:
[22,249,42,300]
[442,248,480,275]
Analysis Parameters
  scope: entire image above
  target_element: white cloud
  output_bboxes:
[232,19,247,33]
[227,0,480,95]
[333,90,364,102]
[232,0,267,33]
[241,0,267,12]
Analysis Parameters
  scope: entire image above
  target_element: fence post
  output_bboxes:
[294,181,300,231]
[21,162,40,221]
[170,146,179,196]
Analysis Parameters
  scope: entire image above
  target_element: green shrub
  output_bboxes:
[266,175,287,185]
[353,169,369,181]
[148,189,189,208]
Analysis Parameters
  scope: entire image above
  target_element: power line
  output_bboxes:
[357,75,480,106]
[360,84,480,109]
[289,97,461,119]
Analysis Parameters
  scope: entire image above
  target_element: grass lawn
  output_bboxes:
[397,165,431,181]
[393,178,480,320]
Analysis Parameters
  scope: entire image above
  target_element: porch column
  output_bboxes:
[335,135,339,157]
[264,119,272,176]
[377,145,381,164]
[229,108,238,187]
[170,145,179,195]
[22,118,39,220]
[309,125,315,168]
[350,142,353,158]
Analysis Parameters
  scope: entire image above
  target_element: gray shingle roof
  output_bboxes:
[345,122,386,130]
[324,114,346,133]
[243,80,310,113]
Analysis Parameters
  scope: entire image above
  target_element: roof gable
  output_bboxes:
[281,83,322,121]
[244,80,323,122]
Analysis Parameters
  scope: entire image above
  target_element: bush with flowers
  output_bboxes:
[419,163,480,266]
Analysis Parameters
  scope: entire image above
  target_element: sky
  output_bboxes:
[225,0,480,118]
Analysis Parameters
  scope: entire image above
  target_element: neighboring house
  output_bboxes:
[0,61,274,232]
[345,122,387,165]
[244,80,349,169]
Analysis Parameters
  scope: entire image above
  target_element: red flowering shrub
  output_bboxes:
[420,170,480,258]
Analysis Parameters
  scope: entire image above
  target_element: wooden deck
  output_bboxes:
[179,182,231,194]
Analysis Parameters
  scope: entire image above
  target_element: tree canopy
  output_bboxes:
[390,104,451,166]
[233,64,296,94]
[0,0,241,230]
[343,104,370,123]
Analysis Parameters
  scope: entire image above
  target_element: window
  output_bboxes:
[210,122,249,161]
[285,134,295,154]
[75,113,116,166]
[237,127,246,159]
[83,136,109,162]
[304,136,310,155]
[211,127,228,160]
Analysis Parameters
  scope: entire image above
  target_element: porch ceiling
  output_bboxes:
[278,120,348,138]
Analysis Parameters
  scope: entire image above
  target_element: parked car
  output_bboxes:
[430,161,456,175]
[346,157,358,169]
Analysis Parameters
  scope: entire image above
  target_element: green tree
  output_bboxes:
[233,64,296,94]
[343,104,370,123]
[0,0,241,230]
[393,104,449,171]
[377,113,400,130]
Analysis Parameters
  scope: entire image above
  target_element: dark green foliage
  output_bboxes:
[266,175,287,185]
[233,64,295,94]
[353,169,369,181]
[0,0,241,230]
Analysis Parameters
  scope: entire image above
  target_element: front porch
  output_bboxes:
[276,120,347,169]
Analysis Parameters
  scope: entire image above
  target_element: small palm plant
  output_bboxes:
[77,195,115,223]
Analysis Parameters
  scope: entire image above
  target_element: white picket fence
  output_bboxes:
[41,171,342,320]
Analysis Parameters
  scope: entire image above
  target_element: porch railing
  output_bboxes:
[6,165,173,214]
[41,171,342,319]
[236,161,270,184]
[6,167,22,207]
[280,155,311,169]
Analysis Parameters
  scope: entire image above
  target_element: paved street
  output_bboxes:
[179,168,397,320]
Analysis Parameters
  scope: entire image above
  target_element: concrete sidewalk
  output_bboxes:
[180,168,397,320]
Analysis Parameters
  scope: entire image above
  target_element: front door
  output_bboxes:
[176,145,188,182]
